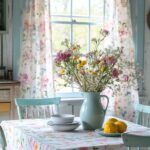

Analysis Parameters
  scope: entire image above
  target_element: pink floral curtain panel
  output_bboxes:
[19,0,54,98]
[103,0,139,121]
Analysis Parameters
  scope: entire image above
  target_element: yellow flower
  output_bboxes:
[99,64,105,72]
[81,60,87,66]
[72,56,79,61]
[88,70,97,75]
[77,59,87,69]
[91,71,97,75]
[59,69,65,75]
[72,46,78,51]
[78,59,87,65]
[77,64,83,69]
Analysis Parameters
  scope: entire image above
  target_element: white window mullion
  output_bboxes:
[71,0,74,92]
[88,0,91,52]
[70,0,73,44]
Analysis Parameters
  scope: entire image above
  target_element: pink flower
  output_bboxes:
[40,40,44,48]
[22,51,33,61]
[55,50,72,63]
[112,68,119,78]
[41,76,49,87]
[40,22,45,33]
[123,75,129,81]
[104,56,117,65]
[19,73,31,85]
[103,29,109,35]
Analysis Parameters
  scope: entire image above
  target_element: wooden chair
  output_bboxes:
[135,103,150,127]
[122,132,150,150]
[0,126,6,150]
[15,97,61,119]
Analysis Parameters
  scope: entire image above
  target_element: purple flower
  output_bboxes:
[112,68,119,78]
[55,50,72,63]
[103,29,109,35]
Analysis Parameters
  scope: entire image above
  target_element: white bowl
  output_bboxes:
[50,114,74,124]
[47,121,80,131]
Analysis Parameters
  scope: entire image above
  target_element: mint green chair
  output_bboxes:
[135,104,150,127]
[122,132,150,149]
[15,98,61,119]
[0,126,6,150]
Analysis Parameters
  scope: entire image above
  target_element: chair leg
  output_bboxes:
[128,147,131,150]
[0,126,6,150]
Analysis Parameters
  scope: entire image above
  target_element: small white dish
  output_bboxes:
[50,114,74,124]
[47,121,80,131]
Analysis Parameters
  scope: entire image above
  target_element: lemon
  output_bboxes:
[115,121,127,133]
[107,118,118,123]
[103,122,118,133]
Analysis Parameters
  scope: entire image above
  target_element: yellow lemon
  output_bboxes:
[115,121,127,133]
[107,118,118,123]
[103,122,118,133]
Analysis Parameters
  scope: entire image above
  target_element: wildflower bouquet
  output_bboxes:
[55,29,138,92]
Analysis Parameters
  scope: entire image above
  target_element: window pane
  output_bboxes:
[91,0,104,17]
[91,25,101,39]
[54,76,80,93]
[51,0,71,15]
[73,0,89,16]
[52,24,71,53]
[90,25,102,50]
[73,25,88,52]
[54,77,73,93]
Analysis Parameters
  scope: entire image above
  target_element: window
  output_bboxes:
[51,0,105,94]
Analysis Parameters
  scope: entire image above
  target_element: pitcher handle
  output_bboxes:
[100,95,109,114]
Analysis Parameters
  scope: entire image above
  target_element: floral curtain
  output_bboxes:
[19,0,54,98]
[102,0,139,121]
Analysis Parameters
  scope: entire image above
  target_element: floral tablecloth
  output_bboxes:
[1,118,150,150]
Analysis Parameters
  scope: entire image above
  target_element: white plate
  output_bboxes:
[95,129,121,137]
[50,114,74,124]
[47,121,80,131]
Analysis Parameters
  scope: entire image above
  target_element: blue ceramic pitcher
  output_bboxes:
[80,92,109,130]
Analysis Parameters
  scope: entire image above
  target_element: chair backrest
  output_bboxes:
[15,97,61,119]
[122,133,150,149]
[0,126,6,150]
[135,104,150,127]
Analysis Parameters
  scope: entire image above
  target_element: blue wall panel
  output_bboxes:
[130,0,145,95]
[130,0,145,68]
[12,0,21,79]
[12,0,25,80]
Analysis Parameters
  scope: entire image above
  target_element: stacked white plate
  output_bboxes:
[47,114,80,131]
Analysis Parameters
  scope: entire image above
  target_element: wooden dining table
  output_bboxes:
[1,117,150,150]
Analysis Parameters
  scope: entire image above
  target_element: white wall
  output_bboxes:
[144,0,150,104]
